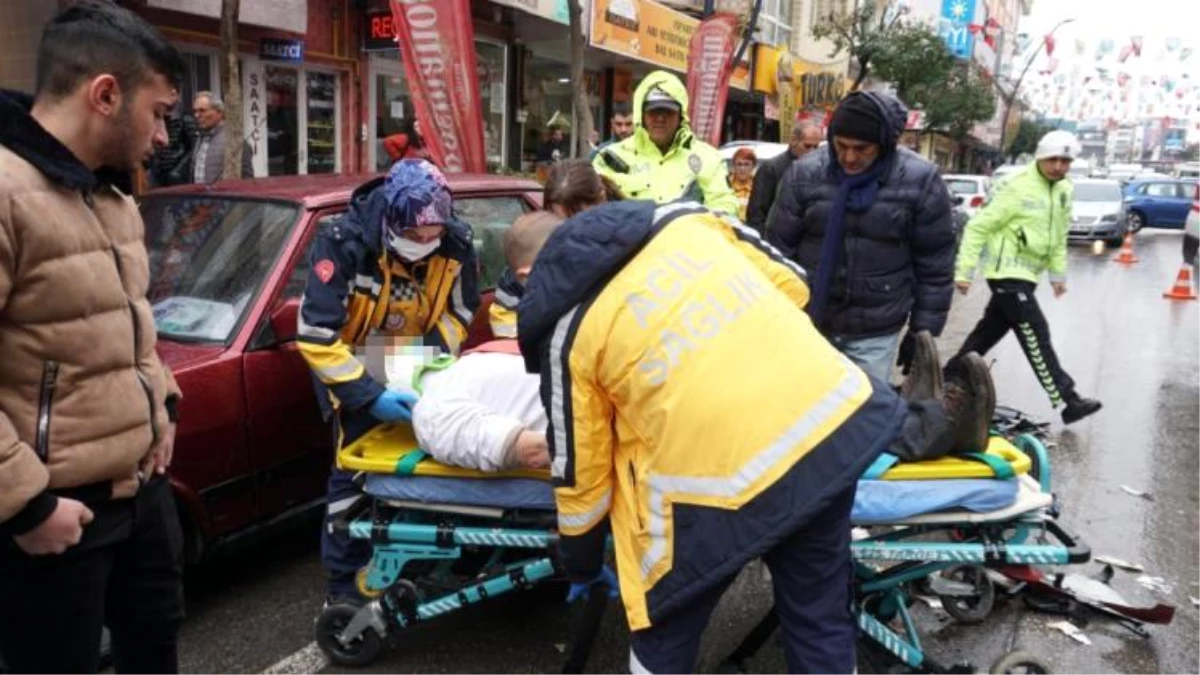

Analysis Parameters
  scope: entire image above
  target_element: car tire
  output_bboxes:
[1128,211,1146,232]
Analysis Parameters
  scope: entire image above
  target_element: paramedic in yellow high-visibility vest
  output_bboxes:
[515,200,996,673]
[296,159,479,606]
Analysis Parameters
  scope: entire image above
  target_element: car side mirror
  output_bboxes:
[269,298,300,344]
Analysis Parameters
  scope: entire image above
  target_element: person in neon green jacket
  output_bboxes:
[592,70,739,216]
[953,130,1102,425]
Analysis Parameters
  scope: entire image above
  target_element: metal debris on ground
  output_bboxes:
[1048,620,1092,645]
[1119,485,1154,500]
[1093,556,1145,573]
[913,594,944,610]
[1136,576,1173,595]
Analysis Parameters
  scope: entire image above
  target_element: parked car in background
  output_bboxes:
[943,174,990,218]
[1066,178,1127,247]
[1184,182,1198,267]
[990,163,1022,186]
[1122,178,1195,231]
[1177,163,1200,180]
[141,174,541,563]
[718,140,790,171]
[1106,163,1144,184]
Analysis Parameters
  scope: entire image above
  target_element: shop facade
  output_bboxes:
[360,3,513,173]
[136,0,356,177]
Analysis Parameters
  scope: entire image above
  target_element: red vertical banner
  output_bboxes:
[388,0,487,173]
[685,14,739,147]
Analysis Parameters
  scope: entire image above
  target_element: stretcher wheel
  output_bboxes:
[937,565,995,624]
[989,649,1052,673]
[316,603,384,668]
[356,567,386,599]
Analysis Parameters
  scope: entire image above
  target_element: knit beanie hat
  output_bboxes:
[829,95,885,145]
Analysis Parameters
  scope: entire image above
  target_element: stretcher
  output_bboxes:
[317,429,1089,673]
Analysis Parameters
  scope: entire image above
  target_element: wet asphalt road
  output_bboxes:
[177,231,1198,674]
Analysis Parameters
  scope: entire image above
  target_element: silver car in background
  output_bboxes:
[1067,179,1128,247]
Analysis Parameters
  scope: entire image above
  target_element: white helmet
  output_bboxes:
[1035,130,1081,161]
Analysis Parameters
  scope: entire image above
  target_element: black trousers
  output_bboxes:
[630,486,857,674]
[0,476,185,674]
[957,279,1076,406]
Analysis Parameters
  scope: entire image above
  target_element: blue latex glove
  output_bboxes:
[566,565,620,604]
[368,390,418,423]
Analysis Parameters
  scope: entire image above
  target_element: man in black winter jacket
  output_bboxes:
[767,91,956,384]
[745,122,823,232]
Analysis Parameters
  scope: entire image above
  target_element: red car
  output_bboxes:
[140,174,542,562]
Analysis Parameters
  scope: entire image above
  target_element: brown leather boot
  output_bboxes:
[941,352,996,453]
[900,331,943,402]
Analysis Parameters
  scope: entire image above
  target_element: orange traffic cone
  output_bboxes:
[1112,231,1139,264]
[1163,264,1198,300]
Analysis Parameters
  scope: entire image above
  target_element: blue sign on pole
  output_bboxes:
[939,0,976,60]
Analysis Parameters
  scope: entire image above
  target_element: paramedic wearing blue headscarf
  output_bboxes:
[297,159,480,605]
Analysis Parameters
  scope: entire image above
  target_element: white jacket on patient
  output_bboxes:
[409,347,546,471]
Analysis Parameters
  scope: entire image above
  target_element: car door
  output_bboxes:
[1163,182,1193,227]
[1142,182,1178,226]
[242,209,342,520]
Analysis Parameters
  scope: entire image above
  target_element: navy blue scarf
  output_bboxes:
[807,157,889,326]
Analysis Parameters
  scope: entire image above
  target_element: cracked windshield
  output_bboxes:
[0,0,1195,674]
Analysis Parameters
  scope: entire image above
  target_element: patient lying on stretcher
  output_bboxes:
[408,341,551,471]
[385,211,1000,475]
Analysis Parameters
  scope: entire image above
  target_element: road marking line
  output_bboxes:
[263,641,327,675]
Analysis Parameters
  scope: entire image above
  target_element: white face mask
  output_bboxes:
[388,235,441,262]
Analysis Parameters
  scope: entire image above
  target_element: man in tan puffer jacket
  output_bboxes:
[0,2,186,672]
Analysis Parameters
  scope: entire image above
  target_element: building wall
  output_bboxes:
[792,0,852,73]
[0,0,64,93]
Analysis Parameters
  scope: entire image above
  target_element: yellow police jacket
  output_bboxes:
[517,201,907,629]
[592,71,740,217]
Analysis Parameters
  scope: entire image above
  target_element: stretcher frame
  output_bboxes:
[319,433,1088,673]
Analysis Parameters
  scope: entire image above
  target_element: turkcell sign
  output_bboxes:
[939,0,976,60]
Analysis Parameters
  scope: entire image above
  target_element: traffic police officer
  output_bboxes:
[592,70,739,216]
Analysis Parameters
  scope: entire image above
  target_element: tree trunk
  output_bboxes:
[567,0,595,159]
[851,56,870,91]
[220,0,245,180]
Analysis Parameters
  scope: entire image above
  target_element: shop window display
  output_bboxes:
[266,66,299,176]
[373,64,414,172]
[522,55,575,173]
[307,72,337,174]
[476,41,507,167]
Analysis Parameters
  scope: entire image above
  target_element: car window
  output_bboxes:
[945,179,981,195]
[283,212,344,299]
[454,196,531,288]
[1145,183,1175,197]
[1074,183,1122,202]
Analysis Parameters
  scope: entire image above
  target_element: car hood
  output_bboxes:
[1073,200,1123,219]
[155,339,227,372]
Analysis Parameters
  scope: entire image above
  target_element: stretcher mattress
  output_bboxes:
[362,473,1029,523]
[342,427,1031,481]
